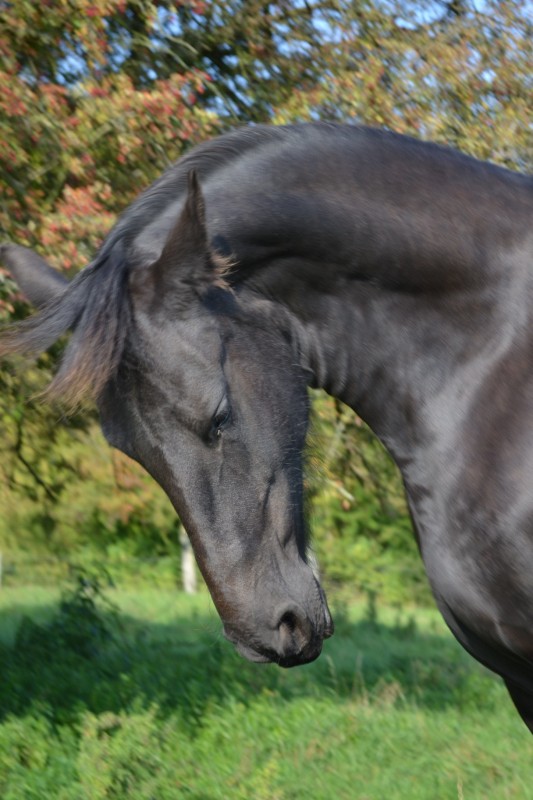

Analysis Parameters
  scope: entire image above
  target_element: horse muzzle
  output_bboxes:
[223,599,334,668]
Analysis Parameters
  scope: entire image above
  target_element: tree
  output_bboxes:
[273,0,532,170]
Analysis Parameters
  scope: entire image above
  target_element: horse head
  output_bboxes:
[1,172,333,667]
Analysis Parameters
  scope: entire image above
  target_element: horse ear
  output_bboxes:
[151,170,212,293]
[1,243,69,308]
[131,171,232,308]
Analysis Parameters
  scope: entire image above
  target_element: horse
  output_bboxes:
[1,123,533,731]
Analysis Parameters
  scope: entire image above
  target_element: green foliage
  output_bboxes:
[274,1,532,170]
[15,567,120,661]
[0,587,531,799]
[308,394,428,602]
[0,409,183,588]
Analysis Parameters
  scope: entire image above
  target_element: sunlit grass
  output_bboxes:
[0,586,531,799]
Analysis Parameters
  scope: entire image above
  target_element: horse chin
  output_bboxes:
[230,636,323,668]
[233,640,273,664]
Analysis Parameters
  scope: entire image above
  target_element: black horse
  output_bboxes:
[2,124,533,730]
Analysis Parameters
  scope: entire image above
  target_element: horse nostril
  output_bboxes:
[276,604,312,656]
[279,610,298,633]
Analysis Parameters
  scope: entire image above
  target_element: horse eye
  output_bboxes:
[213,407,231,438]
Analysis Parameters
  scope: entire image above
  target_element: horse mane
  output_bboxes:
[97,125,290,258]
[0,243,130,407]
[0,125,292,408]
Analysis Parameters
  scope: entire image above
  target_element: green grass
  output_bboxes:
[0,586,531,799]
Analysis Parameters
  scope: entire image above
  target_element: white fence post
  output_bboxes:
[179,529,197,594]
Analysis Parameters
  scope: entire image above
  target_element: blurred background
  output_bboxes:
[0,2,531,797]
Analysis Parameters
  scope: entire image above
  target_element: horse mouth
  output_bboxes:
[232,640,272,663]
[276,646,323,668]
[224,629,325,668]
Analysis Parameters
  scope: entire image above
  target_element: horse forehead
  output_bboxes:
[137,309,222,367]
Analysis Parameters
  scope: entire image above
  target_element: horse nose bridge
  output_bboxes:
[258,465,307,551]
[263,546,314,598]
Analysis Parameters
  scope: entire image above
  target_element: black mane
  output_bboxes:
[99,124,290,259]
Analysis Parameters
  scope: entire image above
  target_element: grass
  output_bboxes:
[0,584,532,799]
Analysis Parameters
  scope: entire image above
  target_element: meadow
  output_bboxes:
[1,581,532,799]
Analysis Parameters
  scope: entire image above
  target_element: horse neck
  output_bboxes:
[229,167,532,460]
